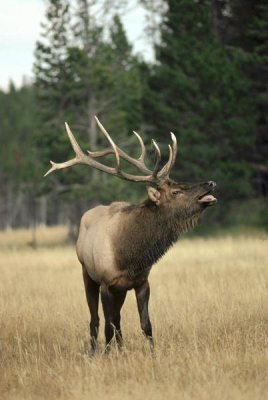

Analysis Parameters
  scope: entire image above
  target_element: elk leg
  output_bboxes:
[113,290,127,348]
[82,265,100,353]
[101,285,116,352]
[135,280,154,348]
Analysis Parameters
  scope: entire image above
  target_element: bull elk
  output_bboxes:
[45,117,217,352]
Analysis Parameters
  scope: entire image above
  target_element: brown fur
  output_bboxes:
[115,199,200,278]
[76,180,216,351]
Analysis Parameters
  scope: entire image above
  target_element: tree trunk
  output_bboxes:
[39,195,48,226]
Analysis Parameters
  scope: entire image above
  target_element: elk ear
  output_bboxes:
[147,186,161,205]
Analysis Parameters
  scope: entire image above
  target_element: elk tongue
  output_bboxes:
[198,194,217,203]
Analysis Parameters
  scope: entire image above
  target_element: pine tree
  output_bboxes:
[107,15,143,135]
[226,0,268,196]
[208,0,268,197]
[249,2,268,196]
[34,0,71,164]
[70,6,143,144]
[144,0,255,204]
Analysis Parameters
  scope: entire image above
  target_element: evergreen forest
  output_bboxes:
[0,0,267,237]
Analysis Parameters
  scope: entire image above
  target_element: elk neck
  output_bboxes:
[114,200,200,278]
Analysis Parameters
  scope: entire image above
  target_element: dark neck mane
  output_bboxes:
[115,200,200,278]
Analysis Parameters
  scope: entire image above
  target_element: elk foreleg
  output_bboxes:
[101,285,116,352]
[82,266,100,354]
[135,280,154,348]
[101,285,127,352]
[113,290,127,348]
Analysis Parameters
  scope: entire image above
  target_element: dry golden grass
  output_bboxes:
[1,227,268,400]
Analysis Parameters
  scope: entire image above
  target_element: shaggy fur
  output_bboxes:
[116,200,201,278]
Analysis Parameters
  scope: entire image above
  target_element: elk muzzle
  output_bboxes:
[198,181,217,206]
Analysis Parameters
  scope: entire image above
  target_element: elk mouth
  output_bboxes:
[198,191,217,206]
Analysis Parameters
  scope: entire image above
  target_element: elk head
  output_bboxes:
[44,117,217,212]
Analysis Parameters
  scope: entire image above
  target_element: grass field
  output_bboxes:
[0,227,268,400]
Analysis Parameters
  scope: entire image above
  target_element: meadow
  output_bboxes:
[0,227,268,400]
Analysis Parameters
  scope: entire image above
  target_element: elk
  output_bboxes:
[45,117,217,353]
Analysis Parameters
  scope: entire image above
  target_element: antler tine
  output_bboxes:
[44,122,84,177]
[44,159,80,177]
[65,122,84,157]
[152,139,161,177]
[170,132,178,170]
[157,132,178,179]
[94,116,120,171]
[133,131,146,162]
[44,161,59,177]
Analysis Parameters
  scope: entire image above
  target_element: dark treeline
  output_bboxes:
[0,0,267,236]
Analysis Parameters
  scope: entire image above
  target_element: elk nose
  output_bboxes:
[207,181,216,188]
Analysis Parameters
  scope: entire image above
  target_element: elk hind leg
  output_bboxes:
[82,265,100,353]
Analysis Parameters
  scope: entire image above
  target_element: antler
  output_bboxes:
[44,117,177,184]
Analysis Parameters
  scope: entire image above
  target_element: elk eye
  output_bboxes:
[172,190,183,196]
